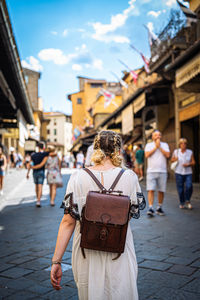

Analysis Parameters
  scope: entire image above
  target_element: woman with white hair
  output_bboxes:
[171,138,195,209]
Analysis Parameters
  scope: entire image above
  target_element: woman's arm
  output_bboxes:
[50,214,76,290]
[32,156,48,169]
[183,154,195,167]
[58,158,62,171]
[171,150,178,162]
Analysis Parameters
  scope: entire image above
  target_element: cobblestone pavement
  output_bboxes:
[0,169,200,300]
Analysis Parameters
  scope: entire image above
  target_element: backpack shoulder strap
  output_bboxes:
[109,169,125,192]
[83,168,106,191]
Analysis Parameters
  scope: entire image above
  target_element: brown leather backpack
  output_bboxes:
[80,168,130,260]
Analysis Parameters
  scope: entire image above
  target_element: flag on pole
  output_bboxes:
[118,59,138,84]
[74,127,81,139]
[130,70,138,84]
[110,71,128,89]
[129,44,150,73]
[143,24,161,47]
[99,89,116,108]
[140,53,150,73]
[176,0,197,24]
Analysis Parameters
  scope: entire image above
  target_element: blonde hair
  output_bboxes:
[91,130,122,167]
[179,138,187,147]
[47,145,56,153]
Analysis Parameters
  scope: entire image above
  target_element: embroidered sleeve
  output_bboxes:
[60,192,80,220]
[130,192,146,219]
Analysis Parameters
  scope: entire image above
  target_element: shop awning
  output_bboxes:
[134,92,146,113]
[176,53,200,88]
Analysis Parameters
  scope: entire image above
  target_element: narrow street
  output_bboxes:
[0,169,200,300]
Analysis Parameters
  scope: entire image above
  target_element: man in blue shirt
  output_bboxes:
[27,142,49,207]
[135,144,144,181]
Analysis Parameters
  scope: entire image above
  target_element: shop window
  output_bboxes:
[90,83,103,88]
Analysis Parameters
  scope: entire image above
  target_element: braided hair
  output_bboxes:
[91,130,122,166]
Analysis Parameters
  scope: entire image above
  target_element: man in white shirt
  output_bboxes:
[145,130,170,216]
[76,151,84,169]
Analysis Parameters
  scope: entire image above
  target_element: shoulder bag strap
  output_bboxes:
[108,169,125,192]
[83,168,106,191]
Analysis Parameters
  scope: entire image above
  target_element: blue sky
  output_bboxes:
[7,0,182,115]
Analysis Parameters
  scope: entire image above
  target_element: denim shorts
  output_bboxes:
[33,170,45,185]
[147,172,167,192]
[0,169,5,176]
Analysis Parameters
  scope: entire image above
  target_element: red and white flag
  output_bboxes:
[100,89,116,108]
[130,45,150,73]
[118,59,138,84]
[130,70,138,84]
[140,53,150,73]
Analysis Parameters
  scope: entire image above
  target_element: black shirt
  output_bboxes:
[31,151,49,172]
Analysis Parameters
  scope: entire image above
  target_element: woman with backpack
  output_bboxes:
[50,130,145,300]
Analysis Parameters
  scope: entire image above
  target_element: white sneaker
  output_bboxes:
[186,202,192,210]
[0,190,3,196]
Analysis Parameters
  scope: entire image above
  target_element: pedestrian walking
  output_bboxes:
[0,146,7,195]
[135,144,144,181]
[76,150,84,168]
[85,144,94,167]
[15,151,23,169]
[26,142,49,207]
[171,138,195,209]
[69,152,75,169]
[50,130,145,300]
[23,153,31,169]
[122,145,133,169]
[145,130,170,216]
[46,146,62,206]
[9,147,16,168]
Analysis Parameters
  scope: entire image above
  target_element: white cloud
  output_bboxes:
[51,31,58,35]
[62,29,68,37]
[166,0,176,7]
[77,28,86,32]
[147,22,154,32]
[92,59,103,70]
[147,10,161,18]
[72,64,82,71]
[22,56,43,72]
[38,49,75,65]
[38,46,103,71]
[91,0,138,43]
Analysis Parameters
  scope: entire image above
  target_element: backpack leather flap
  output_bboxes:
[84,191,130,226]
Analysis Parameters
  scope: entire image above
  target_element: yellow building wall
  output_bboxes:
[41,121,49,141]
[2,128,19,153]
[71,91,85,131]
[190,0,200,11]
[93,95,122,116]
[71,82,107,131]
[33,112,41,133]
[83,82,107,126]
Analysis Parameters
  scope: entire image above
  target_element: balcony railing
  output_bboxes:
[150,9,197,67]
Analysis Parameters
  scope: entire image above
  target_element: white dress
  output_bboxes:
[62,167,145,300]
